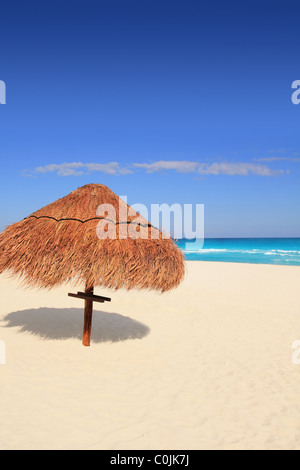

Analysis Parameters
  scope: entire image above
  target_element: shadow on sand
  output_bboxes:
[2,307,150,343]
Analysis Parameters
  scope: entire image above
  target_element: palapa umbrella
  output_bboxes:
[0,184,185,346]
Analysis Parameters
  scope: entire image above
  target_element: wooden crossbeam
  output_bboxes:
[77,291,111,302]
[68,292,111,303]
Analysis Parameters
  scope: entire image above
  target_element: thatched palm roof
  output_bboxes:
[0,184,185,292]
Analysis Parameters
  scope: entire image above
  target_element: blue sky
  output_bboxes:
[0,0,299,237]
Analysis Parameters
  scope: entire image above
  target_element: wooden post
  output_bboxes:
[82,285,94,346]
[68,288,110,347]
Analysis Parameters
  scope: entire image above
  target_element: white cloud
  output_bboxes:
[134,160,283,176]
[35,162,84,176]
[26,159,284,178]
[197,162,283,176]
[84,162,132,175]
[133,160,199,173]
[34,161,132,176]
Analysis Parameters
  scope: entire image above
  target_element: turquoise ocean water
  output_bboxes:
[177,238,300,266]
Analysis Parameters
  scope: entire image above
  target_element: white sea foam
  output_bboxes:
[180,240,300,265]
[264,251,300,256]
[275,249,300,254]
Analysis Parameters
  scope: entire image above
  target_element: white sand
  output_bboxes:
[0,261,300,450]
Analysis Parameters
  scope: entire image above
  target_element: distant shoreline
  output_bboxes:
[178,238,300,266]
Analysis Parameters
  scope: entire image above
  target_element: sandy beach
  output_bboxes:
[0,261,300,450]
